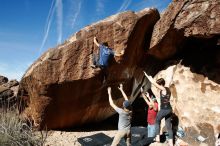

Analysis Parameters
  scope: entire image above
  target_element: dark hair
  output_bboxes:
[156,78,165,86]
[123,100,132,110]
[102,42,109,47]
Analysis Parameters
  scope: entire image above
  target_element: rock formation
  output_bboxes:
[147,0,220,145]
[18,8,160,129]
[0,75,8,85]
[0,75,19,109]
[151,65,219,145]
[18,0,220,145]
[149,0,220,60]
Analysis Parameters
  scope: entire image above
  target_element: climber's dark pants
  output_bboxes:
[92,54,107,84]
[155,108,173,139]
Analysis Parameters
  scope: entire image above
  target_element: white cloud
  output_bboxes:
[55,0,63,44]
[39,0,65,54]
[69,0,82,29]
[96,0,104,13]
[134,0,148,7]
[39,0,56,54]
[117,0,132,12]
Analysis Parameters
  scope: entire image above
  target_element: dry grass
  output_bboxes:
[0,107,47,146]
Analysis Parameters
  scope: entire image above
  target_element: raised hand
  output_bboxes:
[145,92,149,97]
[118,84,123,91]
[144,71,153,81]
[143,71,151,78]
[143,71,148,77]
[107,87,111,94]
[94,37,100,47]
[140,87,144,93]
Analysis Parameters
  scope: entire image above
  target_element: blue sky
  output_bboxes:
[0,0,171,80]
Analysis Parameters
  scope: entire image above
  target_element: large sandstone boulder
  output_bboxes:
[146,0,220,144]
[18,8,160,129]
[152,64,219,145]
[0,75,19,108]
[0,75,8,85]
[149,0,220,60]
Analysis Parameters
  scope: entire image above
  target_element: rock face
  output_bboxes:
[18,8,160,129]
[18,2,220,145]
[149,0,220,60]
[0,75,8,85]
[147,0,220,144]
[152,65,219,145]
[0,75,19,108]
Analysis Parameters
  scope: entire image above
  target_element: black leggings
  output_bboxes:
[155,108,173,139]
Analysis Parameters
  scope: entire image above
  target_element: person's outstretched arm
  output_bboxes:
[107,87,118,110]
[148,95,158,111]
[140,87,153,108]
[141,87,158,111]
[143,71,165,91]
[94,37,100,47]
[118,84,128,101]
[148,96,154,105]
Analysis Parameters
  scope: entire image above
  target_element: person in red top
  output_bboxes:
[141,87,158,138]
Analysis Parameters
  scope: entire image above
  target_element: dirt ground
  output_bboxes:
[45,130,117,146]
[44,130,211,146]
[44,129,170,146]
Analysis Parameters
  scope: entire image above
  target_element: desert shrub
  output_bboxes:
[0,109,47,146]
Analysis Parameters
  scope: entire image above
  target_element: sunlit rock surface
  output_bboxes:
[18,8,159,129]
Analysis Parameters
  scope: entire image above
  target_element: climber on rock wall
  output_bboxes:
[92,37,124,83]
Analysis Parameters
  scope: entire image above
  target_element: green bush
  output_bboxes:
[0,110,47,146]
